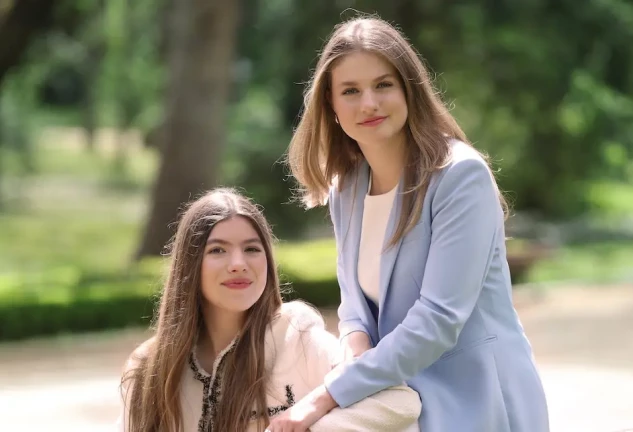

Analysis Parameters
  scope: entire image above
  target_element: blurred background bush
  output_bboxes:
[0,0,632,341]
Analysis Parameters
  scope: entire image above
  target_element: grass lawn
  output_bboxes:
[527,242,633,285]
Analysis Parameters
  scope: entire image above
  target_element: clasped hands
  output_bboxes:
[264,331,371,432]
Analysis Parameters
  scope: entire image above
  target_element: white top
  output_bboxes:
[358,174,398,304]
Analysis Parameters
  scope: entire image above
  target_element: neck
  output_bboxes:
[200,306,245,358]
[358,134,406,195]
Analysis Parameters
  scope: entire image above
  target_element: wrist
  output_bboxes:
[342,331,371,356]
[314,384,338,413]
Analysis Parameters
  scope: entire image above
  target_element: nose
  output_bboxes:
[227,251,247,273]
[360,89,379,114]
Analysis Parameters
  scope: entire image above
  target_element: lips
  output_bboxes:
[359,116,386,126]
[222,278,252,289]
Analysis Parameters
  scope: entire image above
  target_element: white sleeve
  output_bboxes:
[303,327,422,432]
[116,349,143,432]
[115,378,131,431]
[312,384,421,432]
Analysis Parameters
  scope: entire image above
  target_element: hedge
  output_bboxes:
[0,237,545,341]
[0,296,156,341]
[0,275,340,341]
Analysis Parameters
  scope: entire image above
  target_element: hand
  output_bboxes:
[265,385,337,432]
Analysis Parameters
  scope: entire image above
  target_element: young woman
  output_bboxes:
[116,188,421,431]
[278,16,550,432]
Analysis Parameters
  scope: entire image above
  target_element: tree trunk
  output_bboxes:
[80,50,101,153]
[0,0,58,85]
[135,0,240,259]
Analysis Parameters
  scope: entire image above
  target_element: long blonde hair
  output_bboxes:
[287,16,507,246]
[121,188,283,432]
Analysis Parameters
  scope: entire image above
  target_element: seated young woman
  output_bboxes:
[116,188,421,432]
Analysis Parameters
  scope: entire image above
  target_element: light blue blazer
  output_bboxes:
[324,141,549,432]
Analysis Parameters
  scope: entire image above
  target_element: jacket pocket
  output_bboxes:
[438,335,498,361]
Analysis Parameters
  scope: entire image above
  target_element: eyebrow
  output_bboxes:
[205,238,263,246]
[338,74,395,87]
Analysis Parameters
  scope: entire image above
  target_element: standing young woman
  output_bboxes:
[116,188,420,431]
[274,16,550,432]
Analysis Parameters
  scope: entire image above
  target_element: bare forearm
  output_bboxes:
[313,384,338,413]
[341,331,371,358]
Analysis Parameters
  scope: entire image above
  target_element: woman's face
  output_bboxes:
[330,51,408,148]
[200,216,268,319]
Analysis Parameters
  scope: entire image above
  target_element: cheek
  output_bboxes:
[398,103,409,125]
[333,98,355,121]
[201,256,220,277]
[389,93,408,126]
[200,258,221,296]
[388,91,407,111]
[400,96,408,116]
[252,256,268,283]
[333,103,360,136]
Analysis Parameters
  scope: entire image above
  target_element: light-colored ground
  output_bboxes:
[1,285,632,432]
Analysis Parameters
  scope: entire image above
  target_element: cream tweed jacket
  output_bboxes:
[117,301,421,431]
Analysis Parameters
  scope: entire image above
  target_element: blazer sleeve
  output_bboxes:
[303,326,421,432]
[328,187,370,340]
[325,158,501,408]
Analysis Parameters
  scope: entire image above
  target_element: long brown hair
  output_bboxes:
[121,188,283,431]
[287,15,508,246]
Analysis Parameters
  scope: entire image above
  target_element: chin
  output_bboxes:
[226,299,259,313]
[356,132,395,145]
[231,296,261,312]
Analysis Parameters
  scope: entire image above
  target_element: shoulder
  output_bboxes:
[272,301,326,334]
[430,139,496,194]
[328,162,366,204]
[446,139,491,171]
[327,175,345,209]
[123,336,155,374]
[267,301,337,363]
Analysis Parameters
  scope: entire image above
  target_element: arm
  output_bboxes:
[306,327,421,432]
[329,187,370,341]
[311,384,421,432]
[116,357,135,431]
[116,340,151,431]
[325,158,501,408]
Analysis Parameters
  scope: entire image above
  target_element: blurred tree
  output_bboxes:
[135,0,241,258]
[102,0,164,172]
[76,0,105,152]
[1,0,632,231]
[446,0,633,218]
[0,0,58,84]
[0,0,89,85]
[261,0,633,220]
[0,0,62,197]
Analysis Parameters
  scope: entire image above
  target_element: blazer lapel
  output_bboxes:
[343,162,379,343]
[378,177,405,322]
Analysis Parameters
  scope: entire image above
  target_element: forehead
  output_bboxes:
[330,51,396,85]
[208,216,260,241]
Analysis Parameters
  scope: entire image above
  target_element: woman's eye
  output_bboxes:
[245,247,262,253]
[208,247,224,254]
[342,88,358,95]
[377,81,393,88]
